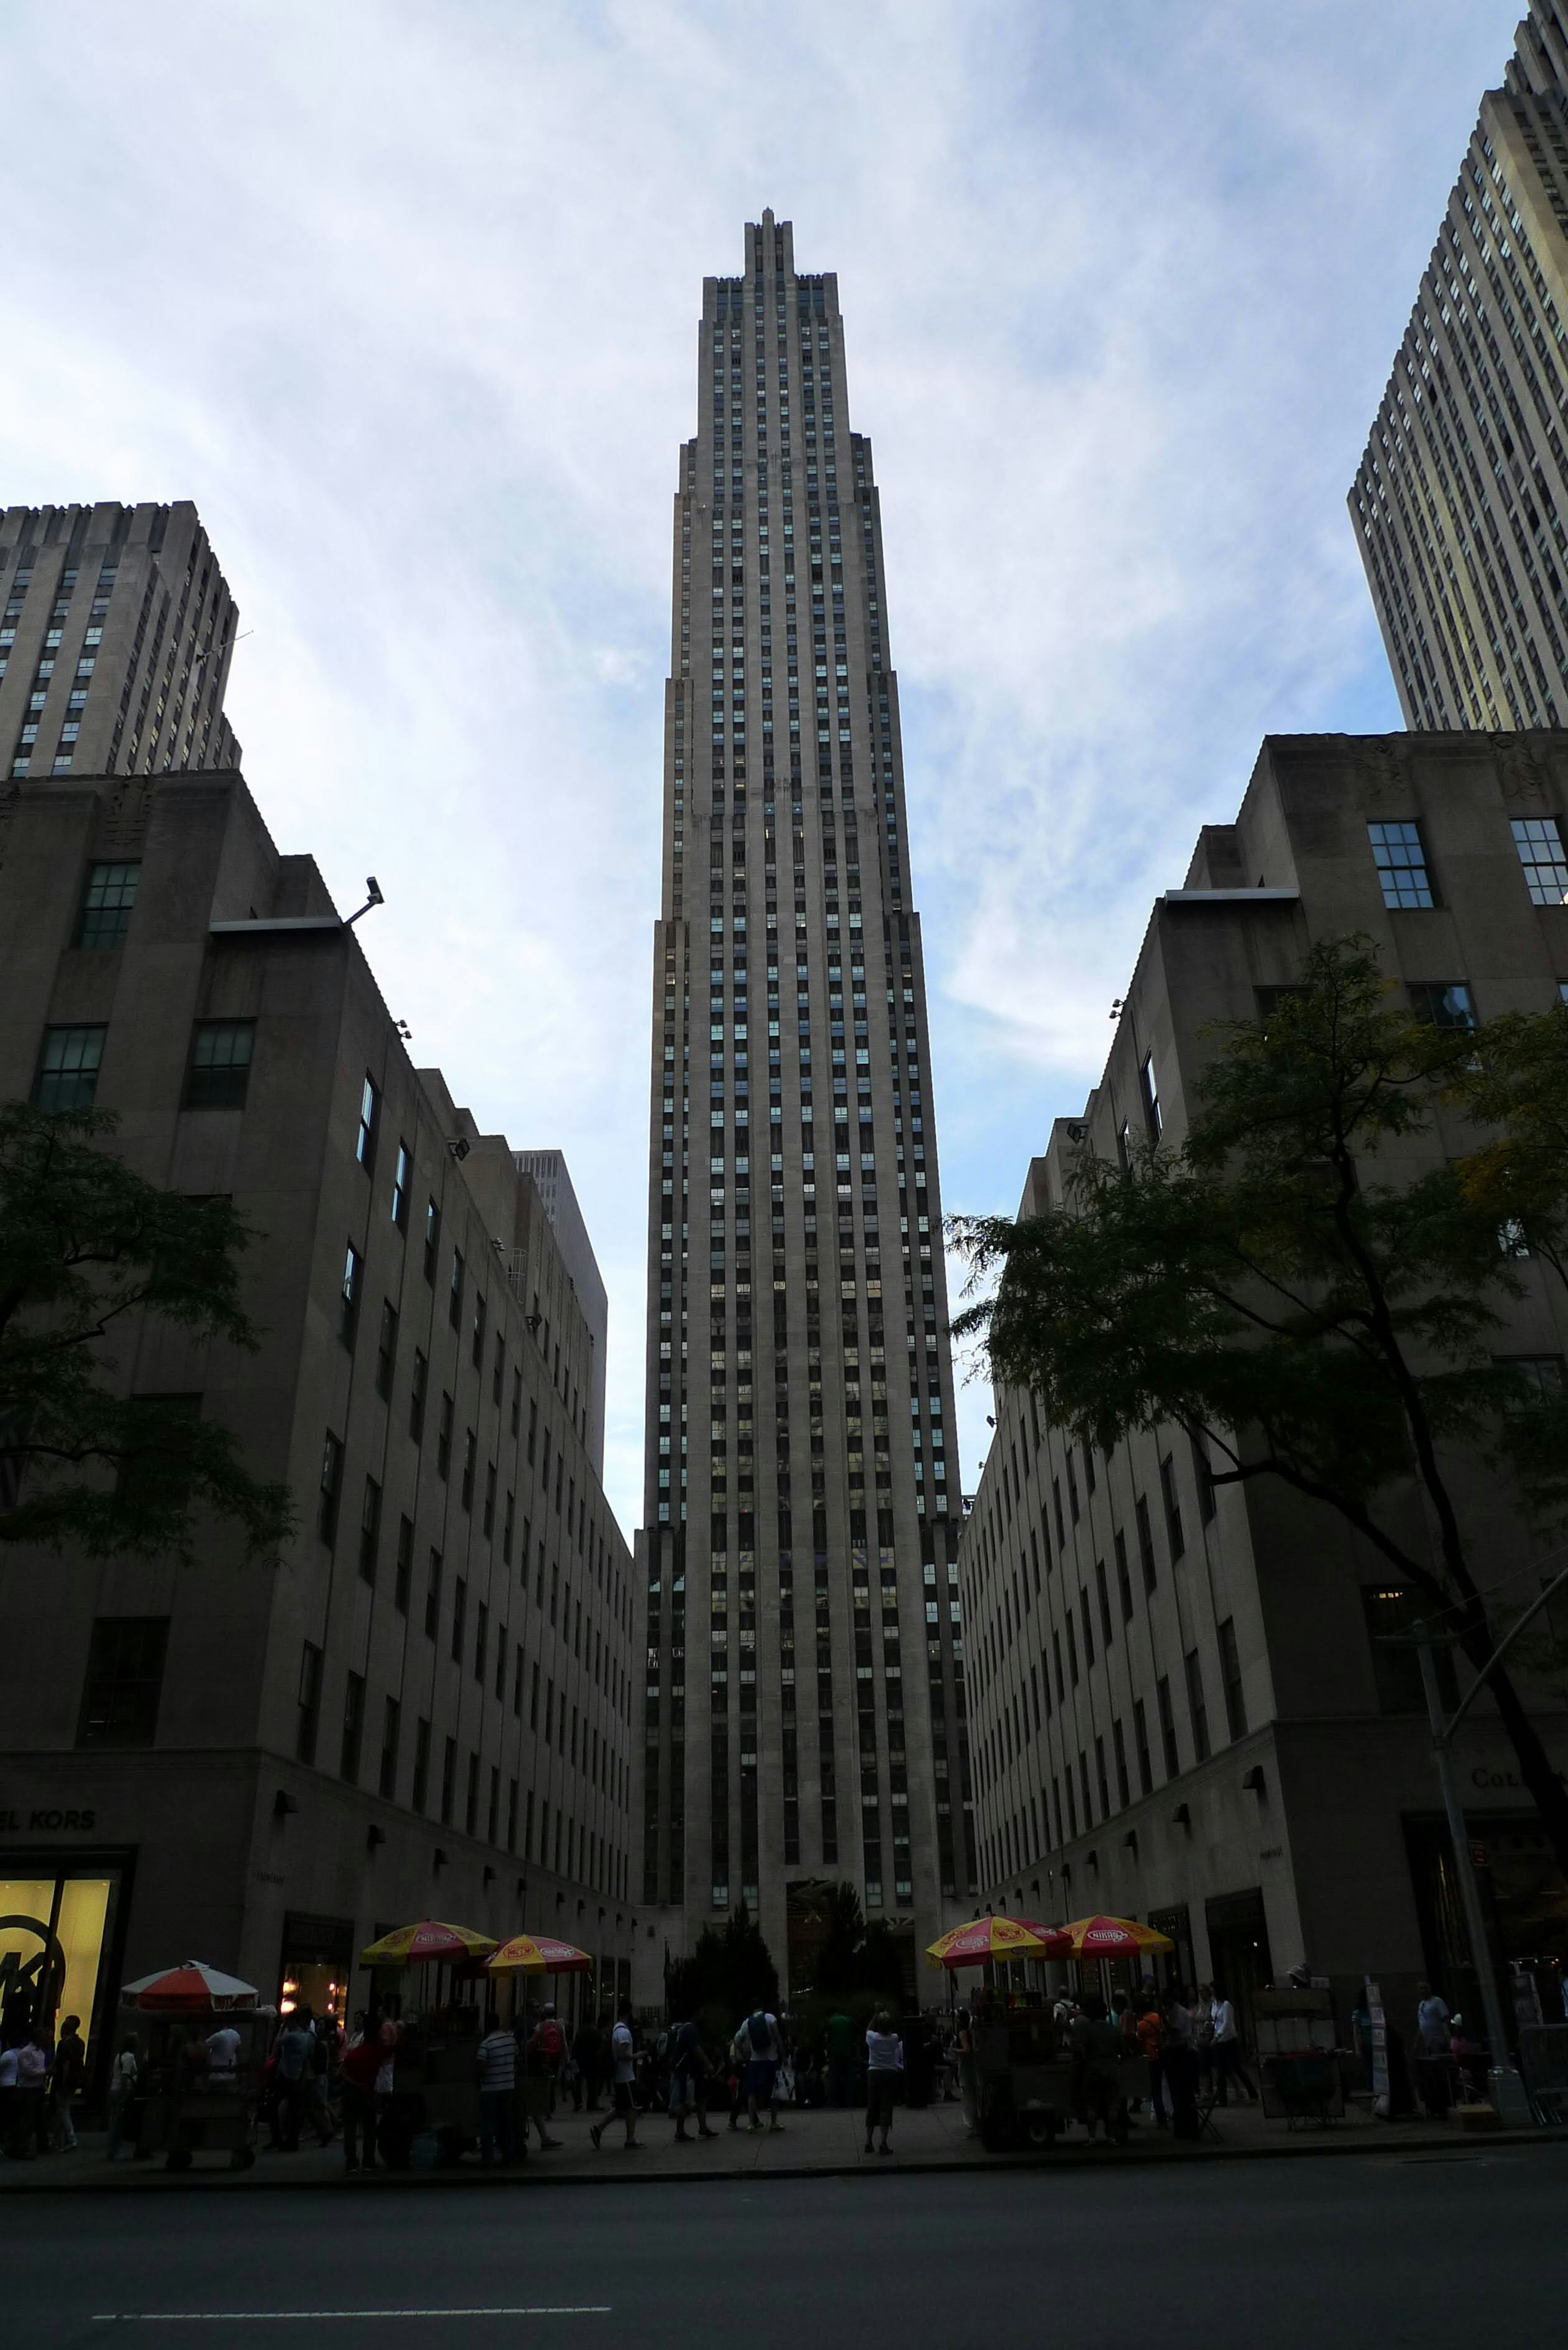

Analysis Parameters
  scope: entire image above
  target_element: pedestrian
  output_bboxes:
[1415,1981,1452,2055]
[864,2009,903,2156]
[953,2006,980,2136]
[271,2008,316,2152]
[205,2019,242,2087]
[1163,1985,1201,2142]
[475,2009,520,2167]
[521,2011,566,2151]
[1194,1982,1216,2096]
[1069,1996,1124,2142]
[15,2029,49,2158]
[1134,1989,1166,2127]
[340,2015,383,2173]
[104,2037,140,2162]
[1414,1980,1455,2119]
[824,2006,856,2108]
[49,2016,86,2151]
[734,2003,785,2132]
[590,1997,642,2152]
[571,2014,603,2113]
[667,2011,718,2143]
[1209,1987,1258,2105]
[304,2012,336,2145]
[535,2005,567,2117]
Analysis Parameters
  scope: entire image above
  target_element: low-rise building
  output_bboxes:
[962,729,1568,2046]
[0,764,639,2081]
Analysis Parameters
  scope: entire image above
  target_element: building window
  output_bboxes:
[296,1641,323,1764]
[1218,1616,1246,1740]
[440,1736,457,1826]
[461,1428,477,1512]
[355,1073,380,1172]
[1159,1454,1185,1559]
[1361,1584,1439,1714]
[339,1242,363,1347]
[375,1300,398,1399]
[410,1349,428,1440]
[412,1717,431,1810]
[436,1393,453,1478]
[185,1019,255,1109]
[449,1249,465,1331]
[391,1141,412,1231]
[1134,1494,1156,1592]
[472,1291,487,1370]
[451,1576,467,1663]
[357,1475,381,1584]
[318,1430,344,1545]
[33,1024,106,1110]
[340,1670,366,1784]
[379,1697,401,1799]
[1140,1052,1161,1143]
[1512,816,1568,905]
[1368,819,1433,909]
[1408,981,1476,1031]
[76,1616,169,1748]
[1132,1697,1153,1797]
[1184,1648,1209,1762]
[75,861,140,949]
[423,1198,441,1283]
[424,1550,443,1639]
[115,1394,200,1516]
[394,1515,414,1612]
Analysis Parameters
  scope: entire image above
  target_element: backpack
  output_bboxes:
[540,2019,565,2062]
[746,2011,773,2059]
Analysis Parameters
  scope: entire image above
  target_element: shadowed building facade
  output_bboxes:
[635,215,976,1992]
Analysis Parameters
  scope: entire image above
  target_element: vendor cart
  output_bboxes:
[972,2007,1147,2151]
[118,1965,268,2172]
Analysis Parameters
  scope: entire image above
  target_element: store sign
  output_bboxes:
[0,1808,97,1833]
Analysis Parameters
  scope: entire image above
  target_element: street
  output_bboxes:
[9,2150,1568,2350]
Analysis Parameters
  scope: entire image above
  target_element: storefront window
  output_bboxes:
[0,1874,114,2058]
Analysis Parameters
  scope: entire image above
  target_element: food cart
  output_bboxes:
[119,1960,266,2171]
[1254,1985,1346,2127]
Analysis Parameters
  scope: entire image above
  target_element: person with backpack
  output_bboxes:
[736,2004,785,2134]
[590,1997,642,2152]
[666,2013,718,2143]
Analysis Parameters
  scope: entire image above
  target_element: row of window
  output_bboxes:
[32,1017,253,1111]
[1369,814,1568,909]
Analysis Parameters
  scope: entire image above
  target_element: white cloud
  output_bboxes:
[0,0,1515,1518]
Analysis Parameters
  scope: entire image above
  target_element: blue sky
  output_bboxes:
[0,0,1516,1527]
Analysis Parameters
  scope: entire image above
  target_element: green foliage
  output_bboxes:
[0,1103,294,1561]
[949,937,1568,1871]
[664,1904,781,2031]
[801,1881,906,1999]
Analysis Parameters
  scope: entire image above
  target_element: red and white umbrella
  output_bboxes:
[121,1960,260,2011]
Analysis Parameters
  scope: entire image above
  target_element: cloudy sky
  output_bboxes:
[1,0,1515,1527]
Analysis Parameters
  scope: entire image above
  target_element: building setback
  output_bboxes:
[962,731,1568,2042]
[1350,3,1568,731]
[513,1150,609,1476]
[1,503,241,783]
[0,765,639,2085]
[636,214,974,1993]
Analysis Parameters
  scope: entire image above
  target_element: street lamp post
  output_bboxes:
[1411,1557,1568,2129]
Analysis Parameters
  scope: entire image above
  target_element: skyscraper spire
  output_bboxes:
[636,221,975,1987]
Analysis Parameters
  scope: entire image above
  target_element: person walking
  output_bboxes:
[339,2016,383,2172]
[590,1998,642,2152]
[953,2007,980,2137]
[49,2016,86,2151]
[475,2011,520,2167]
[15,2029,49,2158]
[1163,1986,1201,2142]
[104,2038,140,2162]
[520,2011,566,2152]
[570,2014,603,2113]
[271,2009,316,2152]
[667,2013,718,2143]
[864,2010,903,2156]
[1209,1988,1258,2105]
[1134,1989,1167,2127]
[735,2004,785,2132]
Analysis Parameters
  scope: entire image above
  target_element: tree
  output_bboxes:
[950,939,1568,1878]
[664,1905,781,2027]
[0,1103,294,1561]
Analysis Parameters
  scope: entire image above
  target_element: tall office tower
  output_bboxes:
[0,502,240,784]
[1350,4,1568,733]
[636,213,974,1992]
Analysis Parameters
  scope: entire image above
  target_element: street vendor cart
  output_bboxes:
[119,1961,265,2172]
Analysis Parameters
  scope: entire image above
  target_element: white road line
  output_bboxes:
[91,2310,611,2323]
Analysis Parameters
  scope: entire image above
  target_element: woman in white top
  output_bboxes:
[864,2011,903,2157]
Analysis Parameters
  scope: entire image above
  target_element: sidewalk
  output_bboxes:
[2,2091,1558,2191]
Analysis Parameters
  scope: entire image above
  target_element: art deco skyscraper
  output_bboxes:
[637,214,976,1987]
[1350,4,1568,734]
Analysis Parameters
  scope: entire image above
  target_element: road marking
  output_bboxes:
[91,2310,610,2324]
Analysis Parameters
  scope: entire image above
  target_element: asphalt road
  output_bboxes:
[11,2151,1568,2350]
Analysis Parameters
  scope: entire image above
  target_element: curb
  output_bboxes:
[2,2124,1562,2195]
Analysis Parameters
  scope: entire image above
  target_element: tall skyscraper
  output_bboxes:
[637,214,975,1989]
[1350,4,1568,733]
[0,502,241,783]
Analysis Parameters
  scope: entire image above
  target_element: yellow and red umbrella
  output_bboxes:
[486,1933,594,1976]
[925,1915,1063,1969]
[1051,1915,1174,1958]
[359,1920,499,1967]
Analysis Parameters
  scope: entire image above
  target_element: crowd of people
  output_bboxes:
[0,2013,87,2159]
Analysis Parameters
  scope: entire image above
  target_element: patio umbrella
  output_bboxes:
[1052,1915,1174,1958]
[486,1933,594,1975]
[121,1960,259,2011]
[359,1920,499,1966]
[925,1915,1065,1969]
